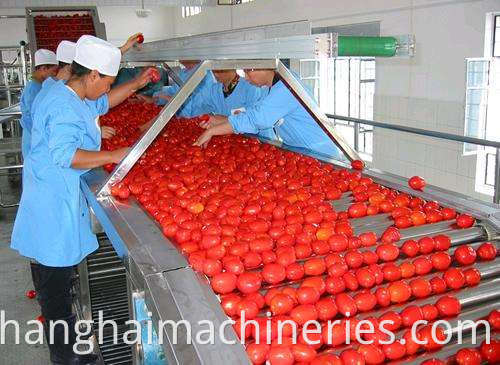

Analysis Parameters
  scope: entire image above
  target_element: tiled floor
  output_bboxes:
[0,171,51,364]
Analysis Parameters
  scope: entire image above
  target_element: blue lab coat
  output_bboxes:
[11,81,108,267]
[19,80,42,157]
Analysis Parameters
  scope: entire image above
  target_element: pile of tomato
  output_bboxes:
[104,101,498,365]
[34,14,96,51]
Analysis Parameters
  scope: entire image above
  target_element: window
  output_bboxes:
[464,59,490,154]
[182,6,202,18]
[218,0,254,4]
[298,57,376,159]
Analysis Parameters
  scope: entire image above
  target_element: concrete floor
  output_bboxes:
[0,170,51,364]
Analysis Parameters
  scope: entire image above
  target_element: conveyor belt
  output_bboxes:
[86,235,133,365]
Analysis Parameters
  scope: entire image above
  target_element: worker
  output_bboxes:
[11,35,152,365]
[193,68,343,160]
[138,60,215,115]
[19,49,58,158]
[113,66,168,96]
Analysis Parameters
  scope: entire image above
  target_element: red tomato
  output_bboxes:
[443,268,465,289]
[304,258,326,276]
[362,250,379,265]
[402,330,420,355]
[221,294,241,316]
[382,341,406,360]
[291,344,316,362]
[410,277,432,298]
[335,293,357,317]
[456,214,475,228]
[26,290,36,299]
[375,287,391,307]
[262,263,286,284]
[340,349,365,365]
[454,245,477,265]
[436,295,461,317]
[348,203,368,218]
[410,211,427,226]
[351,159,365,170]
[401,305,423,327]
[455,348,482,365]
[325,276,346,294]
[380,227,401,244]
[149,68,161,83]
[430,252,452,271]
[356,267,376,288]
[354,292,377,312]
[477,242,497,261]
[376,244,399,262]
[488,309,500,330]
[236,299,259,319]
[357,344,385,365]
[395,215,413,228]
[359,232,377,247]
[430,276,447,294]
[211,272,237,294]
[246,343,270,365]
[379,310,402,331]
[400,262,416,278]
[345,249,364,268]
[270,294,295,315]
[268,345,294,365]
[418,325,446,351]
[136,33,144,43]
[413,257,433,275]
[464,267,481,286]
[237,272,262,294]
[441,207,457,220]
[297,286,320,305]
[418,237,435,254]
[480,339,500,364]
[422,304,439,321]
[310,354,342,365]
[286,263,305,281]
[382,263,402,281]
[388,281,411,303]
[290,304,318,325]
[202,259,222,277]
[434,234,451,251]
[315,297,338,321]
[328,234,349,252]
[408,176,426,190]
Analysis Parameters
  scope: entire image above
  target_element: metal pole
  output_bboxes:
[326,113,500,149]
[494,148,500,204]
[162,62,184,88]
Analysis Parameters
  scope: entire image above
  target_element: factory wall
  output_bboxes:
[171,0,498,202]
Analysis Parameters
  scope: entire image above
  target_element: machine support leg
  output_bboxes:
[494,148,500,204]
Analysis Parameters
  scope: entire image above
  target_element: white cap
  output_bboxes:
[56,41,76,64]
[74,35,121,77]
[34,49,58,67]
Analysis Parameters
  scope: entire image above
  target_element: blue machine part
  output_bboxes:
[134,296,166,365]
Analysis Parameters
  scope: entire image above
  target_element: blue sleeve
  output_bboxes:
[46,108,85,168]
[228,85,295,134]
[178,83,217,117]
[20,82,40,130]
[85,94,109,116]
[153,85,179,106]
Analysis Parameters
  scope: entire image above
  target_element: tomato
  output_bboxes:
[297,286,320,305]
[354,292,377,312]
[268,345,294,365]
[418,325,446,351]
[304,258,326,276]
[362,250,379,265]
[426,209,444,223]
[290,304,318,325]
[410,277,432,298]
[401,239,419,257]
[410,211,427,226]
[136,33,144,43]
[376,243,399,262]
[343,272,359,291]
[291,344,316,362]
[401,305,423,327]
[335,293,357,317]
[455,348,482,365]
[26,290,36,299]
[418,237,435,254]
[359,232,377,247]
[310,354,342,365]
[488,309,500,330]
[375,287,391,307]
[286,263,305,281]
[456,214,475,228]
[395,215,413,228]
[413,257,433,275]
[345,249,364,268]
[422,304,439,321]
[480,339,500,364]
[304,211,323,224]
[211,272,237,294]
[325,276,346,294]
[262,263,286,284]
[246,343,270,364]
[149,68,161,83]
[381,227,401,243]
[270,293,295,315]
[243,252,262,269]
[430,276,447,294]
[464,267,481,286]
[443,268,465,289]
[477,242,497,260]
[379,310,402,331]
[382,263,402,281]
[436,295,461,316]
[402,330,421,355]
[356,267,375,288]
[348,203,368,218]
[357,344,385,365]
[454,244,477,266]
[388,281,411,303]
[340,349,365,365]
[237,272,262,294]
[351,159,365,170]
[400,262,416,278]
[441,207,457,220]
[312,240,331,255]
[202,259,222,277]
[433,235,451,251]
[302,277,327,294]
[328,234,349,252]
[382,341,406,360]
[315,297,338,321]
[430,251,452,271]
[236,299,259,319]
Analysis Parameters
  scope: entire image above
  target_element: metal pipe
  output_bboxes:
[494,148,500,204]
[326,113,500,149]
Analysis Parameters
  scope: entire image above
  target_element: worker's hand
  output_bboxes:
[139,120,154,132]
[134,68,154,90]
[101,126,116,139]
[120,33,142,54]
[153,94,172,103]
[193,129,213,149]
[199,114,227,129]
[133,94,154,104]
[110,147,131,164]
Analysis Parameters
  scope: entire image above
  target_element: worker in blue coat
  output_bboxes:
[19,49,58,158]
[138,60,215,116]
[11,35,153,365]
[193,69,344,160]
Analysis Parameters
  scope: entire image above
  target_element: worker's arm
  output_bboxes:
[193,121,234,148]
[107,68,152,108]
[71,148,129,169]
[228,83,294,134]
[119,33,142,54]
